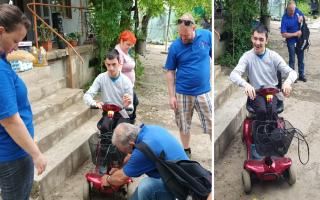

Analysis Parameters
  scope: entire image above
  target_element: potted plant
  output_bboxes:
[65,32,80,47]
[38,23,53,51]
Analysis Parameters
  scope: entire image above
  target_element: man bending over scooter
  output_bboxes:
[83,48,134,132]
[230,24,297,120]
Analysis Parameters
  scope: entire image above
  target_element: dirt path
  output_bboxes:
[48,44,212,200]
[214,20,320,200]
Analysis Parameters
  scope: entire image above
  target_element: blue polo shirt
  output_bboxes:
[0,54,34,162]
[164,29,212,96]
[123,125,188,178]
[281,8,304,44]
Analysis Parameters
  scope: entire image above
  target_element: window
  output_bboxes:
[50,0,72,19]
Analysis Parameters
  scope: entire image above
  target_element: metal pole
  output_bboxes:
[164,6,171,53]
[33,0,38,48]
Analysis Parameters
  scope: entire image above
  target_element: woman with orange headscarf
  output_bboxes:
[115,30,138,122]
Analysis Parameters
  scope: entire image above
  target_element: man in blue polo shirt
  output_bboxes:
[164,13,212,157]
[100,123,188,200]
[281,1,306,82]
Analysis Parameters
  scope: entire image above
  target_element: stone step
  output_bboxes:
[28,77,66,103]
[214,74,238,111]
[32,114,101,200]
[18,66,51,85]
[34,101,99,153]
[32,88,84,125]
[214,89,247,161]
[214,65,221,79]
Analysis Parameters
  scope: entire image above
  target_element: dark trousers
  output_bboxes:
[287,42,305,78]
[0,156,34,200]
[130,90,139,121]
[248,95,278,121]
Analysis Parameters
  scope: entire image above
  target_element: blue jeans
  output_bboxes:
[129,177,175,200]
[287,42,305,78]
[0,156,34,200]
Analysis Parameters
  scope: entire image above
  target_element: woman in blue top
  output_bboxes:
[0,4,47,200]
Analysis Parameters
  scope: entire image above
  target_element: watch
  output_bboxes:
[106,175,111,185]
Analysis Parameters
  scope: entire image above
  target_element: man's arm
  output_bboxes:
[101,169,129,187]
[166,70,177,110]
[229,54,249,87]
[230,53,256,99]
[281,31,301,39]
[83,75,101,107]
[274,52,297,96]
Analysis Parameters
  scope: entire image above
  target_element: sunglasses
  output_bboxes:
[177,19,194,26]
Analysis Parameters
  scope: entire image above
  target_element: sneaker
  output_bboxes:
[184,148,191,159]
[294,80,298,83]
[298,77,307,82]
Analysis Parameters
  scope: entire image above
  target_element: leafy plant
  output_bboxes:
[65,32,81,41]
[88,0,132,74]
[216,0,259,67]
[297,1,311,16]
[38,23,52,43]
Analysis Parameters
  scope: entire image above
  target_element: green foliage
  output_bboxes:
[137,0,166,40]
[168,0,212,21]
[38,23,52,43]
[217,0,259,67]
[65,32,81,41]
[297,1,311,16]
[88,0,132,74]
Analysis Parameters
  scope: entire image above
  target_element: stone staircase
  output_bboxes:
[214,65,247,161]
[18,66,100,199]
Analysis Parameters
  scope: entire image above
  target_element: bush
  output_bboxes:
[216,0,259,68]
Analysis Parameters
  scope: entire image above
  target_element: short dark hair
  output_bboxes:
[0,4,31,32]
[252,24,269,39]
[105,49,120,62]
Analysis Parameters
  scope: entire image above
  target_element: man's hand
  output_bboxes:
[95,102,104,109]
[32,153,47,175]
[109,168,119,175]
[169,96,178,110]
[243,82,256,100]
[282,81,292,97]
[122,94,132,108]
[101,175,111,187]
[296,30,302,37]
[298,15,303,24]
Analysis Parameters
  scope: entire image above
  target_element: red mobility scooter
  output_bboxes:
[241,86,296,193]
[83,104,133,200]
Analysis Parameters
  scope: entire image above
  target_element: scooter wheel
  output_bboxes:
[287,166,296,185]
[242,169,252,194]
[83,180,91,200]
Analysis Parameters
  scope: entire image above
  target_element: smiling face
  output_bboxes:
[105,58,121,78]
[251,31,268,55]
[0,24,26,54]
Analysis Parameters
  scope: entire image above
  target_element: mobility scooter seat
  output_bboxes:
[246,98,284,114]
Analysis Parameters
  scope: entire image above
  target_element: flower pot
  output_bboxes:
[42,41,53,51]
[69,40,78,47]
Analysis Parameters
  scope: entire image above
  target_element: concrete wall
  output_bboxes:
[62,0,88,44]
[214,18,226,60]
[47,44,96,89]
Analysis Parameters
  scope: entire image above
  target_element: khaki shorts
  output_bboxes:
[174,92,212,136]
